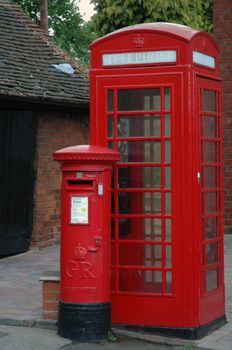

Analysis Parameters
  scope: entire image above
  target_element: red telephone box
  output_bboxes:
[90,23,225,338]
[53,145,119,341]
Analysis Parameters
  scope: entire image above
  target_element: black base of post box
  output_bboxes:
[58,301,111,342]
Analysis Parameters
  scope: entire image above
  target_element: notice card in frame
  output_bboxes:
[71,196,89,224]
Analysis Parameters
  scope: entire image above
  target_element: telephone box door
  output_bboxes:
[196,77,224,325]
[93,74,184,326]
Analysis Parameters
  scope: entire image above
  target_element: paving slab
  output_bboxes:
[0,236,232,349]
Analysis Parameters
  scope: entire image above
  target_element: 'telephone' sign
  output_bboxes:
[193,51,215,69]
[102,50,177,66]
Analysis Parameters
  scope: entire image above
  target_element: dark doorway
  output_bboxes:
[0,111,36,256]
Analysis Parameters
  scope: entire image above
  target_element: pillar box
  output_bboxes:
[53,145,120,342]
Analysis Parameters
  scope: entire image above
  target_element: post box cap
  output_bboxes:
[53,144,120,162]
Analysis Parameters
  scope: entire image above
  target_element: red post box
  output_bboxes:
[89,23,225,339]
[53,145,119,341]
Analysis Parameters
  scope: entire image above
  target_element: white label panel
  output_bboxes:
[71,196,89,224]
[102,50,177,66]
[193,51,215,69]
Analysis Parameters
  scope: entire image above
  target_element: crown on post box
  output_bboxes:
[73,245,87,260]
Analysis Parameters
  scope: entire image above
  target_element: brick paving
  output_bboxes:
[0,245,59,320]
[0,237,232,349]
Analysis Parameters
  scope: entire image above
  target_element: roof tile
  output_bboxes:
[0,0,89,107]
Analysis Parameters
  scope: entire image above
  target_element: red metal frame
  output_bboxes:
[90,23,224,329]
[196,77,224,324]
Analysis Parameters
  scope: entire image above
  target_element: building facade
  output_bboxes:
[213,0,232,234]
[0,0,89,255]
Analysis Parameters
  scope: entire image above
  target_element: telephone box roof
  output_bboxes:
[90,22,218,50]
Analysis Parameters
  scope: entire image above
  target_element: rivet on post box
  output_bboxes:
[53,145,120,342]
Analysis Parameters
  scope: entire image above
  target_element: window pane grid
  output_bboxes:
[200,88,222,294]
[108,86,173,295]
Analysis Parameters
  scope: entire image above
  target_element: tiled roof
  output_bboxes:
[0,0,89,108]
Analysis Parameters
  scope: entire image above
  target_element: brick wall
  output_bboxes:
[213,0,232,233]
[40,271,60,320]
[32,110,89,247]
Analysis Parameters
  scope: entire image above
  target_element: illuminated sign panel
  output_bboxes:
[193,51,215,69]
[102,50,177,66]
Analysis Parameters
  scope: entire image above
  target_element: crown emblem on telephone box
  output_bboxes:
[133,34,145,48]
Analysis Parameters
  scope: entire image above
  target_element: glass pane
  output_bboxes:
[118,166,161,188]
[111,217,115,238]
[204,116,216,138]
[145,270,162,288]
[117,140,161,162]
[145,192,151,213]
[118,88,160,111]
[117,115,161,137]
[165,192,171,214]
[118,167,130,188]
[165,167,171,188]
[204,90,216,112]
[118,192,162,214]
[108,116,114,137]
[108,90,113,111]
[110,269,116,291]
[203,141,217,163]
[108,141,114,150]
[146,115,160,137]
[165,218,172,241]
[119,244,162,267]
[144,245,162,267]
[145,218,162,241]
[118,217,162,240]
[205,192,217,213]
[205,217,217,239]
[145,141,161,162]
[118,191,131,214]
[145,166,161,188]
[152,192,162,213]
[166,271,172,293]
[118,218,131,238]
[166,245,172,267]
[111,244,116,265]
[164,88,171,110]
[203,167,217,188]
[164,114,171,136]
[206,268,218,292]
[119,269,162,293]
[111,192,115,214]
[206,242,218,265]
[152,245,162,266]
[165,141,171,163]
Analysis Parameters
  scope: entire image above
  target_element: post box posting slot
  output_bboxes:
[66,178,94,190]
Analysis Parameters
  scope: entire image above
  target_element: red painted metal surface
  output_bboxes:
[90,23,224,328]
[196,78,224,324]
[53,145,120,303]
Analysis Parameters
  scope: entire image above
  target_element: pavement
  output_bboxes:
[0,236,232,349]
